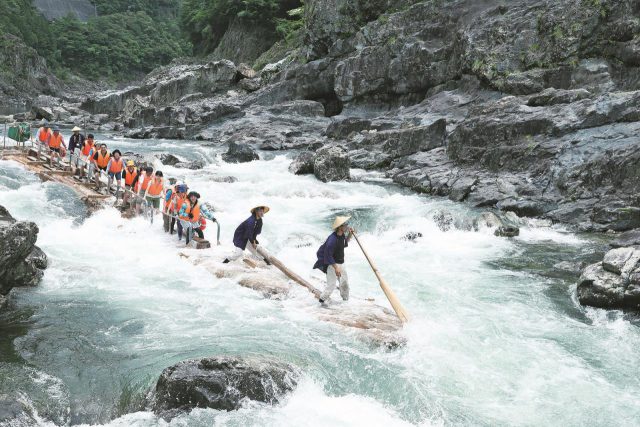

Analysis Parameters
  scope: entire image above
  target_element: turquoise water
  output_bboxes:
[0,134,638,427]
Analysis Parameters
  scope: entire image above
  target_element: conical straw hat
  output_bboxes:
[250,205,270,214]
[72,126,82,132]
[332,216,351,229]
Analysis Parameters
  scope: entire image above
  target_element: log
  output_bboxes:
[256,246,321,298]
[351,231,410,323]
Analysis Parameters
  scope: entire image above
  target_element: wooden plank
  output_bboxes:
[256,246,321,298]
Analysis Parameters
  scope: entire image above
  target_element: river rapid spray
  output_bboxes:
[1,134,640,426]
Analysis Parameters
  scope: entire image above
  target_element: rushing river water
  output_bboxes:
[1,134,639,427]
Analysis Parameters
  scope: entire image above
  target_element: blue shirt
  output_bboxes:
[313,232,348,273]
[233,215,262,250]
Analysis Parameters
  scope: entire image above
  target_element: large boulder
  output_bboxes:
[222,142,259,163]
[0,205,47,297]
[151,356,298,416]
[313,146,350,182]
[288,152,315,175]
[577,247,640,309]
[156,153,181,166]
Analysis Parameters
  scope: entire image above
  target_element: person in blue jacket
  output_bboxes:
[223,205,269,263]
[314,216,354,306]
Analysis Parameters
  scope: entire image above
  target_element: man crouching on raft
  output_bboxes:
[314,216,354,306]
[224,205,270,264]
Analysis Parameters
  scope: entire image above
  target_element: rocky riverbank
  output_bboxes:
[11,0,629,234]
[0,205,47,310]
[4,0,640,314]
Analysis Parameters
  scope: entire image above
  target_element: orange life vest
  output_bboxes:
[179,200,200,221]
[49,133,63,149]
[124,168,137,186]
[147,178,163,197]
[136,174,152,193]
[38,128,51,143]
[109,158,124,173]
[96,151,110,168]
[82,139,95,156]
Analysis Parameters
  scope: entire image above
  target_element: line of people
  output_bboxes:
[36,122,356,305]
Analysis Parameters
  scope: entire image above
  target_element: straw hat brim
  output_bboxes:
[72,126,82,132]
[251,205,270,214]
[332,215,351,229]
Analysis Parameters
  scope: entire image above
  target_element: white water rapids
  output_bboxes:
[1,134,639,426]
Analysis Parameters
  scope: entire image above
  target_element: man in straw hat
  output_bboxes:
[223,205,270,263]
[67,126,85,166]
[314,216,355,306]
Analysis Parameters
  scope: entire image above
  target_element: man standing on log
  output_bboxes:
[314,216,354,306]
[68,126,85,173]
[223,205,269,263]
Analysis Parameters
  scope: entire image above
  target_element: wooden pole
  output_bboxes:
[256,246,321,298]
[351,231,410,323]
[3,122,5,148]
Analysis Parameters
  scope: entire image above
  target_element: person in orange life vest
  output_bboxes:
[78,134,95,179]
[134,166,154,215]
[92,144,110,189]
[47,127,67,167]
[36,122,52,150]
[177,191,216,245]
[171,184,188,237]
[143,170,165,210]
[162,178,178,232]
[121,160,138,207]
[105,150,125,189]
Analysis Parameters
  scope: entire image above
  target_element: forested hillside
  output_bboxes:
[0,0,187,83]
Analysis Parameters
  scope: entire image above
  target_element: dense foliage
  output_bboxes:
[0,0,57,55]
[52,12,189,80]
[181,0,302,54]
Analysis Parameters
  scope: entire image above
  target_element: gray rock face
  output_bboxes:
[0,205,47,297]
[288,152,315,175]
[313,146,350,182]
[578,247,640,309]
[222,142,259,163]
[611,229,640,248]
[151,356,298,416]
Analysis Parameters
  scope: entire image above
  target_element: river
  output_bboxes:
[1,134,639,426]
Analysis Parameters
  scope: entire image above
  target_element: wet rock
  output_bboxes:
[267,100,325,117]
[554,261,588,275]
[222,142,259,163]
[578,262,627,308]
[449,177,477,202]
[403,231,423,241]
[362,119,446,159]
[174,160,205,170]
[610,229,640,248]
[0,205,47,297]
[156,153,181,166]
[578,247,640,309]
[495,226,520,238]
[239,78,261,92]
[313,145,350,182]
[288,152,315,175]
[151,356,298,416]
[527,88,591,107]
[326,117,372,140]
[209,176,238,183]
[433,211,453,232]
